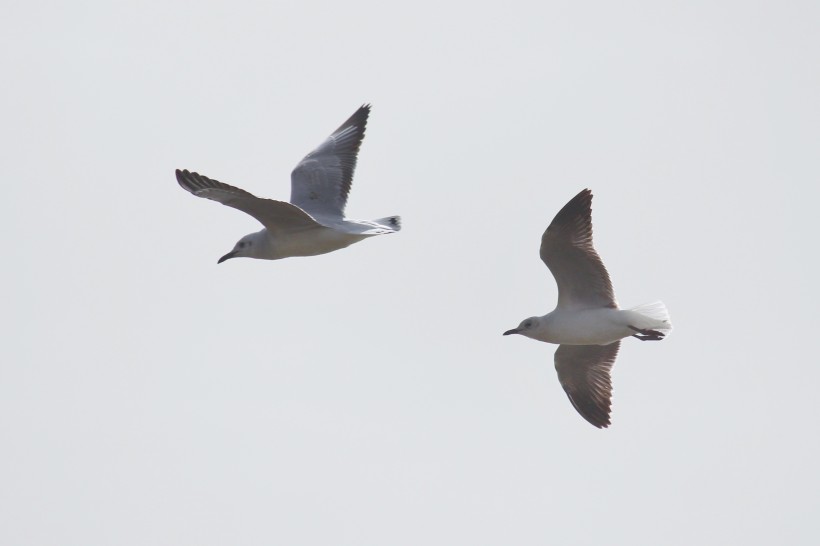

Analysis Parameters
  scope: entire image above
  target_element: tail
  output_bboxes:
[628,301,673,337]
[373,215,402,232]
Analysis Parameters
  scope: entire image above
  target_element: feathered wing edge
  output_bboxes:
[540,189,617,310]
[554,341,621,428]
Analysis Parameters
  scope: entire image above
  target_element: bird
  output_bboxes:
[503,189,671,428]
[176,104,400,263]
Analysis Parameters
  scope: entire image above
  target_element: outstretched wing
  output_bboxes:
[290,104,370,219]
[176,169,319,234]
[540,189,617,310]
[554,342,620,428]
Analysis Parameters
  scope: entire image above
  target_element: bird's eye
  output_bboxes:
[524,321,532,328]
[238,242,246,249]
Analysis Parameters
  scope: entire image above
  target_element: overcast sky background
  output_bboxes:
[2,0,819,544]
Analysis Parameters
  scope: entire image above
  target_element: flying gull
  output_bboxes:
[176,104,400,263]
[503,189,671,428]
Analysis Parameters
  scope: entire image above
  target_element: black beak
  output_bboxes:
[503,328,520,336]
[217,251,238,264]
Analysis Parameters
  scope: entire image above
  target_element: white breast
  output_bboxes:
[538,308,633,345]
[271,226,368,258]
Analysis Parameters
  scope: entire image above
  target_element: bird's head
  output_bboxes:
[218,232,264,263]
[503,317,541,339]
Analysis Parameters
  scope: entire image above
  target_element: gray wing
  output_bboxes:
[290,104,370,219]
[540,189,617,310]
[554,342,620,429]
[176,169,319,234]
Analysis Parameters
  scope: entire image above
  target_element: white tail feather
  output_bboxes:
[629,301,673,335]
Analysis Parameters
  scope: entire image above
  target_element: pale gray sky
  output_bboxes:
[2,0,819,544]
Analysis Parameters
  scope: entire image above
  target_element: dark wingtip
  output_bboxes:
[175,168,198,193]
[546,188,594,234]
[175,168,187,189]
[565,188,593,213]
[592,415,611,429]
[349,104,371,130]
[577,407,611,429]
